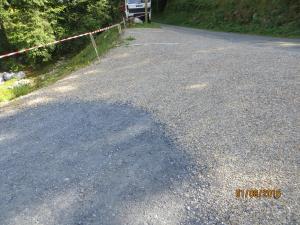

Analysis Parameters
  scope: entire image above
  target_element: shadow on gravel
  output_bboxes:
[164,25,300,52]
[0,101,192,225]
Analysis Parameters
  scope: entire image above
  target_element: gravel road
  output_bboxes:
[0,25,299,225]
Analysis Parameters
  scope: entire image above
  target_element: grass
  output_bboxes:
[12,84,32,98]
[0,27,120,103]
[33,28,120,88]
[155,12,300,38]
[155,0,300,38]
[125,36,136,41]
[0,79,17,102]
[0,79,33,102]
[123,36,136,46]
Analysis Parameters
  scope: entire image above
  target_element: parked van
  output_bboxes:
[124,0,151,22]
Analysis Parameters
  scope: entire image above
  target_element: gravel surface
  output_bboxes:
[0,25,299,225]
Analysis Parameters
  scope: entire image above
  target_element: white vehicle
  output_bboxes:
[124,0,151,22]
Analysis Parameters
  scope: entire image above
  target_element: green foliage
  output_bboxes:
[0,0,122,70]
[0,0,64,64]
[12,83,32,97]
[33,28,120,92]
[0,78,32,101]
[125,36,136,41]
[156,0,300,37]
[4,9,56,63]
[0,78,16,101]
[0,27,120,102]
[63,0,111,34]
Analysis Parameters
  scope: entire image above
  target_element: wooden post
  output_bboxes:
[89,33,100,61]
[145,0,148,23]
[118,24,122,34]
[123,17,126,29]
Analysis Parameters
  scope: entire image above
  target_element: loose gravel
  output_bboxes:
[0,25,299,225]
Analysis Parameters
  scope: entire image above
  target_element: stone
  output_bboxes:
[2,71,26,81]
[134,17,143,24]
[3,72,14,81]
[15,71,26,79]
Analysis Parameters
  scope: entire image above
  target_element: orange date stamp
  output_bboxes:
[236,189,281,199]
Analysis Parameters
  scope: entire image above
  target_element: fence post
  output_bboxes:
[118,24,122,34]
[123,17,126,29]
[89,33,101,61]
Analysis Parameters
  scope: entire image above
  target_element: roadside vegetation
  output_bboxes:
[154,0,300,37]
[0,79,30,102]
[0,0,122,71]
[0,0,124,103]
[0,0,162,103]
[0,28,120,102]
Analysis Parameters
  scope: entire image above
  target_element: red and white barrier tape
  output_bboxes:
[0,23,122,60]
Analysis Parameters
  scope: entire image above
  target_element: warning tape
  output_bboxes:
[0,23,123,60]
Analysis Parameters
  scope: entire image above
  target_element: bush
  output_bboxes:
[0,0,120,70]
[158,0,300,37]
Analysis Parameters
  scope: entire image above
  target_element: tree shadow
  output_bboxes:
[0,100,192,225]
[163,24,300,52]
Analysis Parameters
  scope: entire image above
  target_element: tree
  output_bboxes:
[0,0,117,69]
[0,0,65,65]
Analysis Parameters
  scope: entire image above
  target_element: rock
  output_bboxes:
[2,71,26,81]
[134,17,143,24]
[15,71,25,79]
[3,72,15,81]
